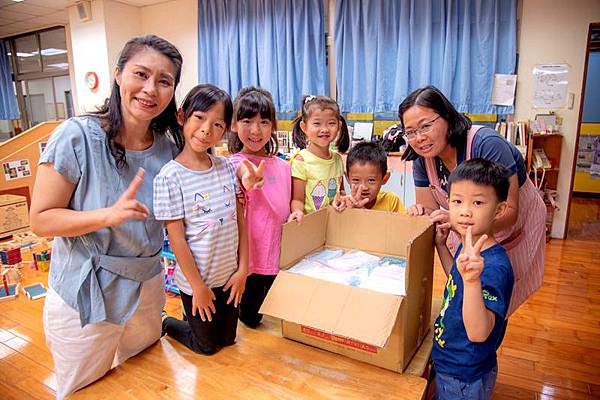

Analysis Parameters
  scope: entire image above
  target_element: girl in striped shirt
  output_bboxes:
[153,84,252,354]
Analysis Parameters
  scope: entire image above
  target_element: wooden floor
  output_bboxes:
[1,236,599,399]
[567,196,600,241]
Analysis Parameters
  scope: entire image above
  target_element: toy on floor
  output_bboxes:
[11,231,46,249]
[0,246,21,266]
[22,283,47,300]
[0,272,19,301]
[31,250,51,272]
[0,244,24,302]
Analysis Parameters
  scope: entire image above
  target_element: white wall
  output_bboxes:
[67,0,111,113]
[141,0,198,104]
[515,0,600,238]
[67,0,142,114]
[104,1,141,79]
[65,23,79,117]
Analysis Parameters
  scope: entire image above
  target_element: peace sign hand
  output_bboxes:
[346,183,371,209]
[106,167,150,227]
[332,191,348,212]
[240,159,266,191]
[456,226,487,284]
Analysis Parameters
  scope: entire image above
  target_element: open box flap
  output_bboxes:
[260,271,403,348]
[279,209,327,270]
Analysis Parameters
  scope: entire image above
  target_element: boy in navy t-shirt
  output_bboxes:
[432,158,514,400]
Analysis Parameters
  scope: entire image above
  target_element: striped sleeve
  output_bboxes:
[224,157,241,195]
[153,173,184,220]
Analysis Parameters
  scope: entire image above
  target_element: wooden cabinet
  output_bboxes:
[526,133,562,190]
[526,133,562,240]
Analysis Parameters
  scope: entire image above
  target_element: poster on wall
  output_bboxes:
[532,64,569,109]
[576,134,600,179]
[3,159,31,181]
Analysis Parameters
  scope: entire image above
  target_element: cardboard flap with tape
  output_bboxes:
[261,271,402,347]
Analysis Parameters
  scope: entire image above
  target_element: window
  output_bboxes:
[3,27,72,133]
[40,28,69,72]
[15,34,41,74]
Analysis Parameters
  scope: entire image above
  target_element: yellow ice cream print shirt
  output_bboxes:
[290,149,344,214]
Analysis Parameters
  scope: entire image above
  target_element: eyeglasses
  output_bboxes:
[403,115,441,141]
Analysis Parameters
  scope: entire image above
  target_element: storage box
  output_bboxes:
[260,208,434,372]
[0,195,29,239]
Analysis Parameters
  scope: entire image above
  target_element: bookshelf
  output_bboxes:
[526,133,562,190]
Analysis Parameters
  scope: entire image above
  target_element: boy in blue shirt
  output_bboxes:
[432,158,514,400]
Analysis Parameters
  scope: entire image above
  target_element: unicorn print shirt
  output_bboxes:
[153,155,240,295]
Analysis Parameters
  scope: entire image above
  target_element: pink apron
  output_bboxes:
[424,125,546,316]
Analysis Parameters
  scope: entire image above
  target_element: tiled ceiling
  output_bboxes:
[0,0,168,39]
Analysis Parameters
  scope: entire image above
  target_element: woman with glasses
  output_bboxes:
[399,85,545,316]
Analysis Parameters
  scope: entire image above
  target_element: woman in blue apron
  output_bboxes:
[29,35,184,399]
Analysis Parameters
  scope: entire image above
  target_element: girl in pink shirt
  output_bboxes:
[229,87,291,328]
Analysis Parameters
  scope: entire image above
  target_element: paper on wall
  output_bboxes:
[532,64,569,109]
[352,122,373,141]
[491,74,517,106]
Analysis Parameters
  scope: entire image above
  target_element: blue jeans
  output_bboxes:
[434,365,498,400]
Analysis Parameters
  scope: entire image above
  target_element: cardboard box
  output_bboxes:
[0,195,29,239]
[260,208,434,372]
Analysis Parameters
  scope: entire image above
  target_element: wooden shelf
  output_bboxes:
[530,167,559,173]
[526,132,562,240]
[526,134,562,177]
[529,132,563,138]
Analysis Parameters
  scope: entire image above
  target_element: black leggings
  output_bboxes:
[239,274,276,328]
[163,285,238,354]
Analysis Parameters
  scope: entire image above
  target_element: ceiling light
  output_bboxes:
[47,63,69,69]
[41,48,67,56]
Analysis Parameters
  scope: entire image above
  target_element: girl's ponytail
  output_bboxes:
[336,116,350,153]
[292,116,307,149]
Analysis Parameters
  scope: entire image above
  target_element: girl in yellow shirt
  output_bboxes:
[288,95,350,221]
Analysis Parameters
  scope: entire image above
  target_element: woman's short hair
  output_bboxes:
[398,85,471,161]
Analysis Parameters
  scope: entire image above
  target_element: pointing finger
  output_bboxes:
[123,168,145,199]
[465,226,473,256]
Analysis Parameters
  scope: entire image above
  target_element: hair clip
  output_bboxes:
[304,95,316,104]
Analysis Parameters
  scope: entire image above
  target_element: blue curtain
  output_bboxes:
[198,0,327,113]
[0,40,19,120]
[334,0,517,114]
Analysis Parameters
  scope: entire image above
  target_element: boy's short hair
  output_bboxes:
[346,141,388,177]
[448,158,510,201]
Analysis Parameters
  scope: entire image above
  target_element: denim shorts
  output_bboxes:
[434,365,498,400]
